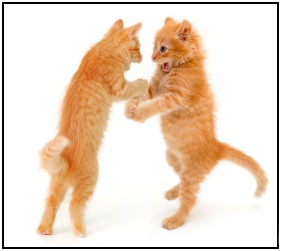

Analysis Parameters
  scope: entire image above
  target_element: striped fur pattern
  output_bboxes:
[125,18,268,230]
[38,19,148,237]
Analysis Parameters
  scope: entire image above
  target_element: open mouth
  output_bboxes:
[161,62,170,72]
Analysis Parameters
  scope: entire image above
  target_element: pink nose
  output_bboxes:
[152,54,157,61]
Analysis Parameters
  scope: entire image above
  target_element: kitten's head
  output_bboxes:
[104,20,142,68]
[152,18,202,72]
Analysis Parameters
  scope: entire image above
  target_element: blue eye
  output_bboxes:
[160,46,167,53]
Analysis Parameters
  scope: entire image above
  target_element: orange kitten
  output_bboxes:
[125,18,268,230]
[38,19,148,237]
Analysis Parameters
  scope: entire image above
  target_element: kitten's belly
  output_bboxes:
[160,110,215,153]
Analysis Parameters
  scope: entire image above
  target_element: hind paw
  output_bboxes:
[162,216,184,230]
[72,222,86,238]
[165,187,179,200]
[37,224,53,235]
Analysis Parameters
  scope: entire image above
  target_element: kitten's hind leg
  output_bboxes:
[165,150,181,200]
[69,168,98,237]
[166,150,181,174]
[162,164,205,230]
[37,175,69,235]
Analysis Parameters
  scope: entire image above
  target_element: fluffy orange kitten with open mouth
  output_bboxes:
[126,17,268,230]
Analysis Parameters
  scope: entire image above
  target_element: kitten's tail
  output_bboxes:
[220,142,268,197]
[40,135,71,174]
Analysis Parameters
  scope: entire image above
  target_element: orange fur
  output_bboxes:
[125,18,268,230]
[38,19,148,237]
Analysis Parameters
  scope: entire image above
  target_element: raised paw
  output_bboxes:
[162,215,184,230]
[125,99,138,119]
[131,107,147,123]
[165,186,179,200]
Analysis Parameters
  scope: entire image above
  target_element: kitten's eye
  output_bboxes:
[160,46,167,53]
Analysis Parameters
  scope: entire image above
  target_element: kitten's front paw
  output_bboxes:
[132,107,147,123]
[135,78,148,96]
[125,100,148,123]
[162,216,184,230]
[125,99,138,119]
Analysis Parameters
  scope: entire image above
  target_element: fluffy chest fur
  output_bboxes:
[159,66,216,153]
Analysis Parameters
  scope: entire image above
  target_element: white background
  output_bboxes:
[4,3,277,248]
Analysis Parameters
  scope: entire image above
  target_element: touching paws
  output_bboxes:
[132,107,147,123]
[125,99,138,119]
[125,99,147,123]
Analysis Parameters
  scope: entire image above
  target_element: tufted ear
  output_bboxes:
[106,19,124,36]
[165,17,175,24]
[175,20,192,42]
[124,22,142,39]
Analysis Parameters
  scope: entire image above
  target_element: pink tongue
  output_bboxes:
[164,63,168,70]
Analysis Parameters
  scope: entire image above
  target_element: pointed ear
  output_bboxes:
[124,22,142,39]
[165,17,175,24]
[106,19,124,35]
[175,20,192,42]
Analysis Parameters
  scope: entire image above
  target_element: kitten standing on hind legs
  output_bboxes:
[125,17,268,230]
[37,19,148,237]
